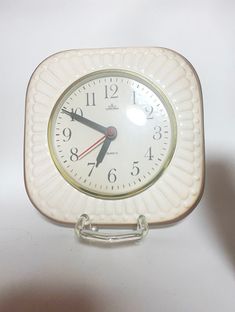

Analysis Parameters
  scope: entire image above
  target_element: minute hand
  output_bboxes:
[62,109,107,134]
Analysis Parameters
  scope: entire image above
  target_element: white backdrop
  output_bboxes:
[0,1,235,311]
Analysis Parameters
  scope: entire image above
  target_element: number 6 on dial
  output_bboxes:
[24,47,204,228]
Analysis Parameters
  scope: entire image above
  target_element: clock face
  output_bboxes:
[48,70,176,199]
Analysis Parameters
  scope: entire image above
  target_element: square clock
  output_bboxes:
[24,47,204,243]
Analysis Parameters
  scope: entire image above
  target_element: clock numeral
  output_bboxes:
[62,128,72,142]
[87,162,96,177]
[145,105,154,119]
[153,126,162,140]
[145,147,154,160]
[71,107,83,121]
[86,92,96,106]
[105,84,118,99]
[131,161,140,176]
[70,147,79,162]
[133,93,154,120]
[108,168,117,183]
[133,91,136,104]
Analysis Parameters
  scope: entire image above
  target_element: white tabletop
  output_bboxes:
[0,1,235,311]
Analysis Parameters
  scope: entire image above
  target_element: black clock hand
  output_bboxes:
[96,137,112,167]
[62,109,107,134]
[96,126,117,167]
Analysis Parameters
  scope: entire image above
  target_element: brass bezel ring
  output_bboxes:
[47,69,177,200]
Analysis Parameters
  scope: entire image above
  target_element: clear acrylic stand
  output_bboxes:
[75,214,149,244]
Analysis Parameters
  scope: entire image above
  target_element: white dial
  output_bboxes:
[48,70,176,199]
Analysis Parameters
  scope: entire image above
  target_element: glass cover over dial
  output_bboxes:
[48,70,176,199]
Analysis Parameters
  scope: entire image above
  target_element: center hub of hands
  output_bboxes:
[106,126,117,140]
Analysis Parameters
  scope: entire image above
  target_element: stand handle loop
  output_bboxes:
[75,214,148,243]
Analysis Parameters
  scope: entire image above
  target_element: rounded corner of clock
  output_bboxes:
[25,49,73,95]
[24,176,71,226]
[149,171,205,227]
[156,47,203,88]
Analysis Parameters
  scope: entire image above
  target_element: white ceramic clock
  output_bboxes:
[24,47,204,242]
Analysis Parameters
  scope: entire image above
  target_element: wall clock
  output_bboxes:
[24,47,204,243]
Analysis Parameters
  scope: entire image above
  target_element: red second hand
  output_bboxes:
[78,135,106,160]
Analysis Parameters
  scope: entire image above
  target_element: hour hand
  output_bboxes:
[62,109,107,134]
[96,126,117,167]
[96,137,112,167]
